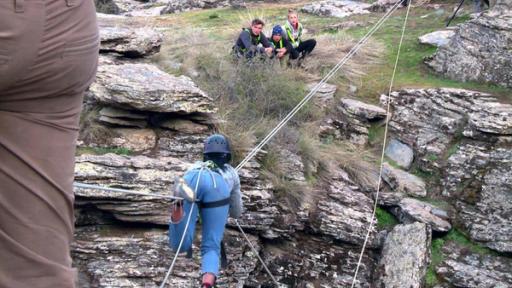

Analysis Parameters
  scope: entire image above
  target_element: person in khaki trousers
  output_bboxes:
[0,0,99,287]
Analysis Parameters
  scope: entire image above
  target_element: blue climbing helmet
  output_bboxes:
[204,134,231,155]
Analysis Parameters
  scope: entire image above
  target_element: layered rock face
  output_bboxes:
[320,98,387,145]
[426,0,512,88]
[74,13,384,287]
[381,88,512,254]
[74,4,512,287]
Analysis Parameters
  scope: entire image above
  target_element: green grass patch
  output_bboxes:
[425,153,439,162]
[426,227,497,287]
[445,142,460,159]
[77,147,133,156]
[384,157,401,169]
[445,229,496,255]
[411,167,437,180]
[426,237,445,287]
[368,123,386,145]
[425,266,439,288]
[375,207,398,230]
[343,6,512,102]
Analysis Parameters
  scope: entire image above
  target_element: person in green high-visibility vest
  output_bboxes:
[269,25,294,60]
[233,18,274,59]
[284,9,316,60]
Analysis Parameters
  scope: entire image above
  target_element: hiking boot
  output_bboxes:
[201,272,216,288]
[170,200,184,224]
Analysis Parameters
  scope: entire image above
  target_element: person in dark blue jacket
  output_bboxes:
[169,134,242,288]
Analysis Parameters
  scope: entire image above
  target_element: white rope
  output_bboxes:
[73,182,182,200]
[235,219,280,286]
[229,2,404,285]
[159,168,204,288]
[234,0,403,172]
[350,2,413,287]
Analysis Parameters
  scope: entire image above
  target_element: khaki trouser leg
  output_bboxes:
[0,0,99,287]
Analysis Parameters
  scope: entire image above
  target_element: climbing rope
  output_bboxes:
[235,219,280,286]
[350,2,413,287]
[73,182,182,200]
[231,1,405,285]
[159,167,205,288]
[234,0,404,172]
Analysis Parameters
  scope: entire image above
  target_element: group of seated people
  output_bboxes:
[233,9,316,63]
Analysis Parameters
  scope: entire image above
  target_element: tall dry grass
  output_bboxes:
[303,33,385,86]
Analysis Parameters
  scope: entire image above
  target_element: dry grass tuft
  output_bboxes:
[319,142,380,191]
[303,33,385,85]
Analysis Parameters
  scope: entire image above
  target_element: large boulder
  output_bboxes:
[391,198,452,232]
[323,98,387,145]
[425,0,512,88]
[89,64,216,114]
[375,223,431,288]
[418,29,456,47]
[100,26,163,57]
[381,163,426,197]
[161,0,230,14]
[302,0,372,18]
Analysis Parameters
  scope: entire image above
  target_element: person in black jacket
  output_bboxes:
[233,18,274,59]
[268,25,295,60]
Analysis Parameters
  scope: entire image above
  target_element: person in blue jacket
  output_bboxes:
[169,134,243,288]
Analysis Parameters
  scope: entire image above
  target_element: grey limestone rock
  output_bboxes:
[161,0,230,14]
[100,26,163,57]
[302,0,371,18]
[157,118,209,134]
[90,64,216,114]
[327,98,387,145]
[436,242,512,288]
[307,82,337,108]
[418,29,456,47]
[260,235,377,288]
[392,198,452,232]
[425,0,512,88]
[74,154,190,225]
[381,162,426,197]
[384,139,414,170]
[375,222,431,288]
